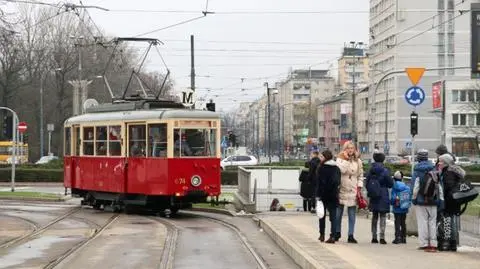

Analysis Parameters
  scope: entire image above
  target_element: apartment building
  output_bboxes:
[368,0,472,154]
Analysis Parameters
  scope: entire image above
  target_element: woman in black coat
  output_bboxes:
[315,150,340,243]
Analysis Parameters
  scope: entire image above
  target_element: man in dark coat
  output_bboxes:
[366,152,393,244]
[315,149,340,243]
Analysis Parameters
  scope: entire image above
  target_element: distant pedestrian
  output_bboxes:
[306,148,321,213]
[299,161,314,212]
[434,145,456,169]
[366,152,393,245]
[412,149,442,252]
[390,171,411,244]
[315,149,340,243]
[335,141,364,243]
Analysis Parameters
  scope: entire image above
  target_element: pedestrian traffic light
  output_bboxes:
[2,115,12,140]
[410,112,418,137]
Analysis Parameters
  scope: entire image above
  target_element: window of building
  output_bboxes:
[148,123,167,157]
[452,90,459,102]
[83,127,94,156]
[468,114,476,126]
[460,90,467,102]
[477,114,480,126]
[468,90,475,102]
[109,126,122,156]
[476,90,480,102]
[96,126,107,156]
[129,125,146,157]
[452,114,458,126]
[460,114,466,125]
[64,127,71,156]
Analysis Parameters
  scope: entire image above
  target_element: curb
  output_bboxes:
[0,196,70,203]
[187,207,236,216]
[257,218,324,269]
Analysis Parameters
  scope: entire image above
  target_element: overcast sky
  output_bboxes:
[21,0,370,111]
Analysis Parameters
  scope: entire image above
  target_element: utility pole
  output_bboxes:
[40,75,44,157]
[190,35,195,109]
[384,87,389,155]
[351,55,357,145]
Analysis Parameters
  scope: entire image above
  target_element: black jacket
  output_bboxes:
[315,160,340,204]
[441,165,466,214]
[299,157,320,199]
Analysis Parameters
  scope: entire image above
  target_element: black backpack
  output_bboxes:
[419,171,440,202]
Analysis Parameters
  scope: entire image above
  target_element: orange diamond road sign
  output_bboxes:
[405,68,425,85]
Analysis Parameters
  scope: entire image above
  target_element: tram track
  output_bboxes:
[0,206,81,249]
[152,211,269,269]
[42,214,120,269]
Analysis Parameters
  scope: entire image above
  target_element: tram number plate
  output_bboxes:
[175,178,186,184]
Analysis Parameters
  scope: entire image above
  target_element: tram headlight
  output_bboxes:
[191,175,201,187]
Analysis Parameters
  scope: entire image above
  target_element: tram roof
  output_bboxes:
[64,108,221,125]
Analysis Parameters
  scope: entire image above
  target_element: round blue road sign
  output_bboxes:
[405,86,425,106]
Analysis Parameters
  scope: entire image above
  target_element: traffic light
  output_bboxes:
[228,133,236,147]
[206,102,215,112]
[2,115,12,140]
[410,112,418,137]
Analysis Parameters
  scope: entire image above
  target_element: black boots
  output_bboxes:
[347,235,358,244]
[334,232,341,241]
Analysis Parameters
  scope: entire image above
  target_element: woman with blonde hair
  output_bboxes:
[335,141,364,243]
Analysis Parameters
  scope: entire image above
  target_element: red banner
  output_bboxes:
[432,81,442,110]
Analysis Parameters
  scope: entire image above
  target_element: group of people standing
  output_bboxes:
[300,142,470,252]
[302,141,364,243]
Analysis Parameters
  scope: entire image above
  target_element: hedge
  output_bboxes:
[1,165,479,184]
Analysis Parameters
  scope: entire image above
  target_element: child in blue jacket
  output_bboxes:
[390,171,411,244]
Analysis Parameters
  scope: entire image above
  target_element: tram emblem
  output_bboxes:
[179,89,196,107]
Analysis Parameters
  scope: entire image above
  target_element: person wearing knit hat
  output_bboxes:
[411,148,437,251]
[390,170,411,244]
[373,152,386,163]
[435,145,456,168]
[366,150,393,244]
[416,149,429,162]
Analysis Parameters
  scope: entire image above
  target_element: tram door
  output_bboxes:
[125,123,147,193]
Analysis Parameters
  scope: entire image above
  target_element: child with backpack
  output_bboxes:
[366,152,393,244]
[412,149,444,252]
[390,171,411,244]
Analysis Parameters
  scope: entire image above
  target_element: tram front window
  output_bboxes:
[174,128,216,157]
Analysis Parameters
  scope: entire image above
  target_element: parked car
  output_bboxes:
[456,157,473,167]
[35,155,59,165]
[220,155,258,170]
[385,156,409,165]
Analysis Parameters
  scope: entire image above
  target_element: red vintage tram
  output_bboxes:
[63,98,221,213]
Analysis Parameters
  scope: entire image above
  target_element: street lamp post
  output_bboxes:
[264,82,278,164]
[347,41,364,146]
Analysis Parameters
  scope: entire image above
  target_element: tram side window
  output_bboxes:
[129,125,146,157]
[83,127,94,156]
[108,126,122,156]
[148,124,167,157]
[74,126,80,155]
[96,126,107,156]
[64,127,71,156]
[174,128,216,157]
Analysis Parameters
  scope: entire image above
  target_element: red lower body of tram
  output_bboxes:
[64,157,221,212]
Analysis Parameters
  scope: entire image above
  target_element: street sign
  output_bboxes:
[47,124,54,132]
[405,67,425,85]
[405,142,412,149]
[405,86,425,106]
[18,122,27,133]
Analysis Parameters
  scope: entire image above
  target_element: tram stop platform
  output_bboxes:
[256,212,480,269]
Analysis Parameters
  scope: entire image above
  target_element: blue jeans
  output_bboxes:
[336,205,356,236]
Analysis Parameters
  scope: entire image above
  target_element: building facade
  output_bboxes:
[368,0,472,155]
[276,69,335,151]
[338,47,370,90]
[444,80,480,157]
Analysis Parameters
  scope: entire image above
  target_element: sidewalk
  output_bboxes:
[257,212,480,269]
